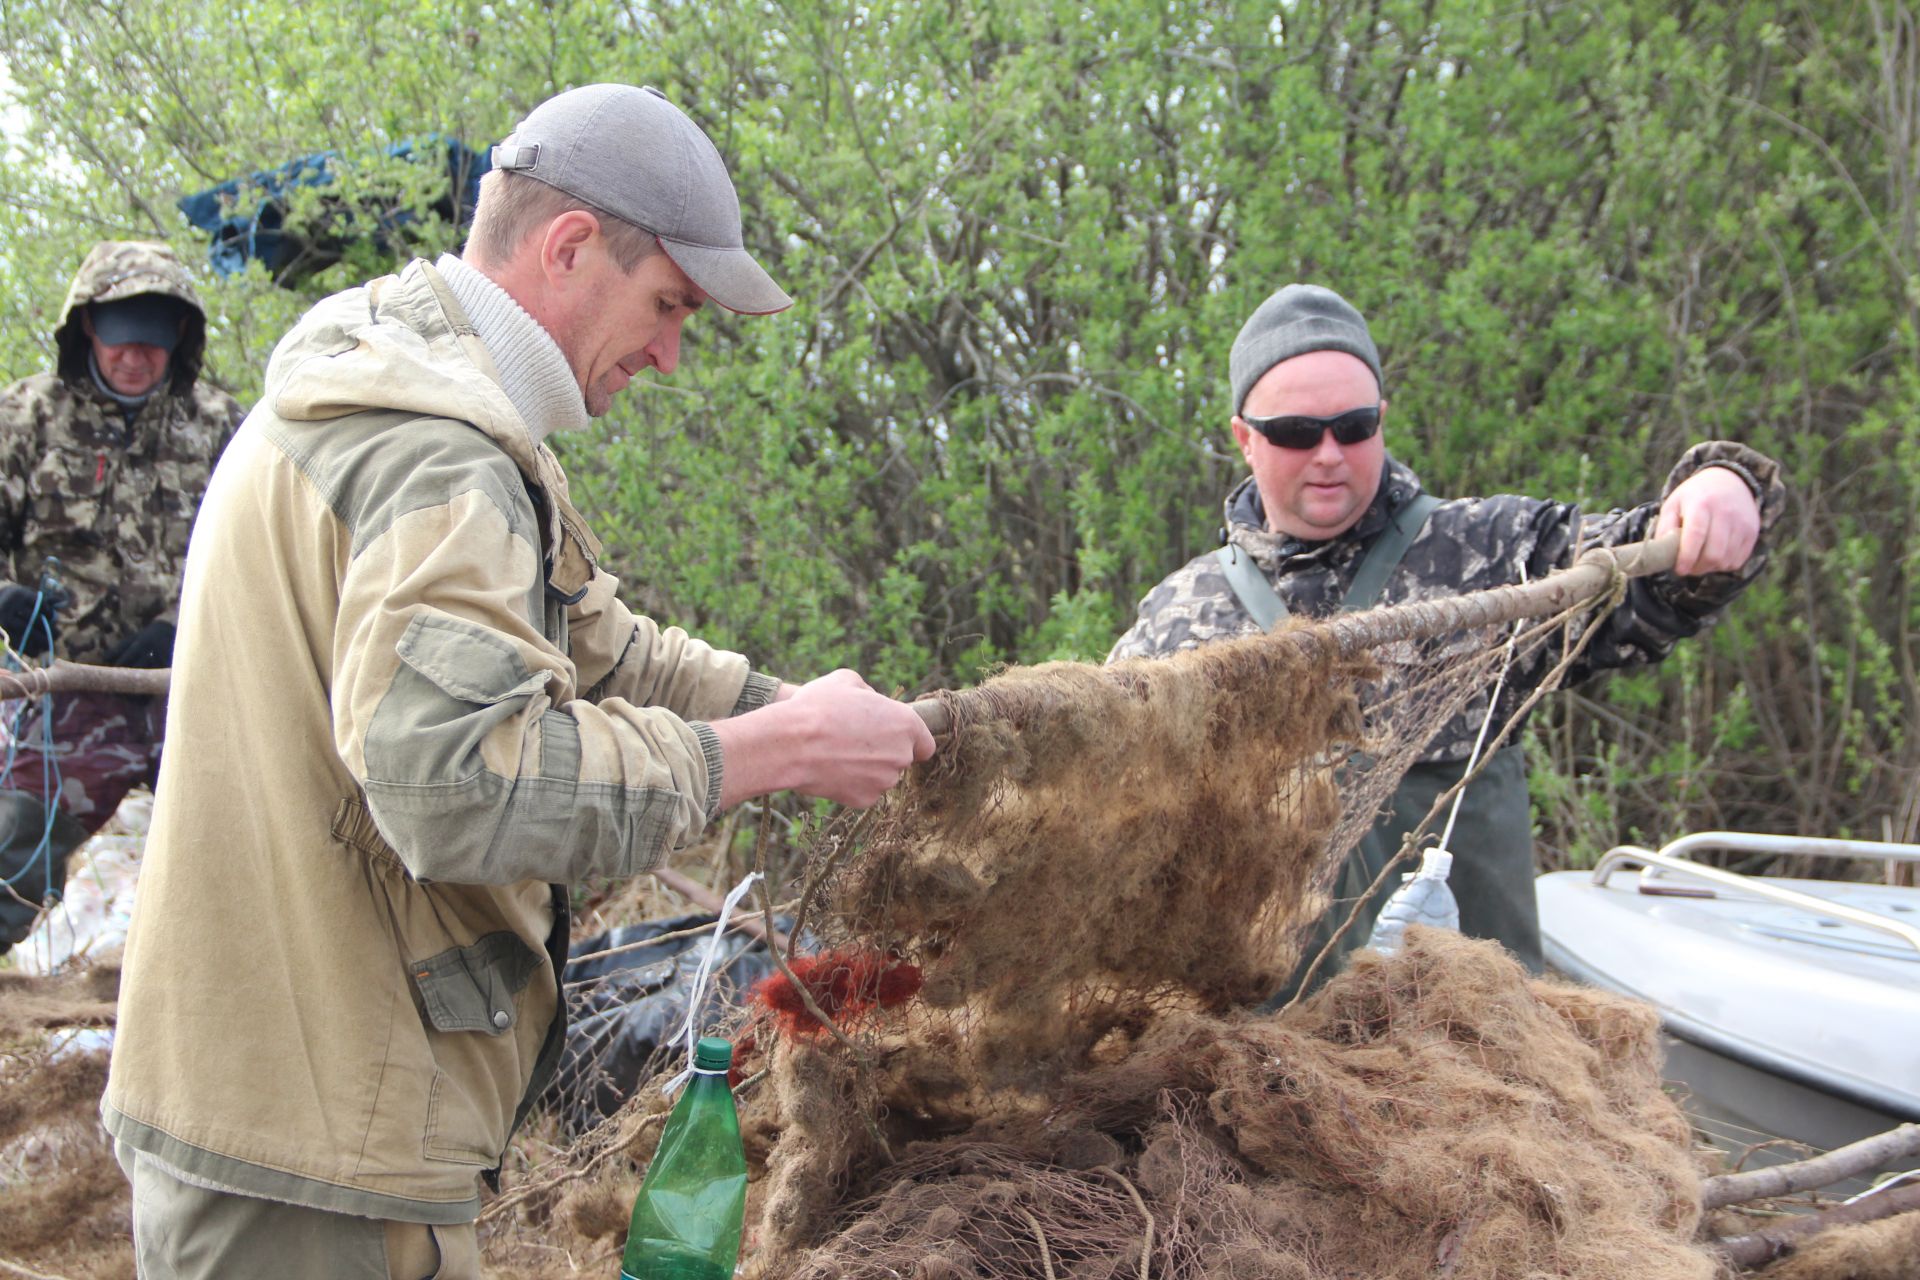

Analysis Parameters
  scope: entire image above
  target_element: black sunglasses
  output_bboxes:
[1241,405,1381,450]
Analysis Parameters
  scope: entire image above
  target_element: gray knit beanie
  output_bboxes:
[1228,283,1383,415]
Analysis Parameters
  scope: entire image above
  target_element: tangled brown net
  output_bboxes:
[0,960,128,1279]
[771,933,1710,1280]
[633,544,1739,1279]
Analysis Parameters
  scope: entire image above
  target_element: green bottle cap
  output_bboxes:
[694,1036,733,1071]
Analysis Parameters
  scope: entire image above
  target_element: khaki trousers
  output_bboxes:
[117,1141,482,1279]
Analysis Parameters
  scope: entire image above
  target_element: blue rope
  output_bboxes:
[0,588,65,900]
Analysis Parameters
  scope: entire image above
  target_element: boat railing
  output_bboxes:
[1590,838,1920,956]
[1653,831,1920,868]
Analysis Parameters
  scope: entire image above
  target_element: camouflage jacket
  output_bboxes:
[0,375,240,662]
[1108,441,1786,762]
[0,240,242,663]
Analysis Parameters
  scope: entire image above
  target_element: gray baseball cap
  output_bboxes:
[1229,283,1382,415]
[492,84,792,316]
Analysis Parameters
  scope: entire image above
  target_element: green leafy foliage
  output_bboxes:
[2,0,1915,861]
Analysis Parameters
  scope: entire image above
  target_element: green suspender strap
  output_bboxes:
[1214,492,1443,630]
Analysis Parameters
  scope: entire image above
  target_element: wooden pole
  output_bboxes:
[0,660,171,700]
[1703,1124,1920,1209]
[909,534,1681,738]
[1714,1179,1920,1268]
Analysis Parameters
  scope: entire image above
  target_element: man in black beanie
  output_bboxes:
[1109,283,1785,994]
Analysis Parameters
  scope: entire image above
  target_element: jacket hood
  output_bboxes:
[55,240,209,396]
[266,259,602,580]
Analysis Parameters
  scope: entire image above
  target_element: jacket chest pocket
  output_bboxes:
[29,447,113,537]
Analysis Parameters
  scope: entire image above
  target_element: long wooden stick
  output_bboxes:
[8,538,1680,740]
[0,665,792,948]
[1703,1124,1920,1209]
[0,660,170,700]
[910,534,1681,736]
[1714,1179,1920,1268]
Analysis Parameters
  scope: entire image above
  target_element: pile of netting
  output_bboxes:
[0,961,127,1279]
[758,932,1707,1279]
[719,595,1726,1279]
[495,549,1762,1278]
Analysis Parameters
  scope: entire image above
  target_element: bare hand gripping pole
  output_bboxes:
[908,533,1682,738]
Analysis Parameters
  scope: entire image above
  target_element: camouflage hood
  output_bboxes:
[54,240,209,396]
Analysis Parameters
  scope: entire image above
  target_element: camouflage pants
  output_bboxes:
[2,690,163,835]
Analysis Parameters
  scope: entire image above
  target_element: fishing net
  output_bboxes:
[0,960,127,1279]
[478,540,1753,1277]
[0,539,1888,1280]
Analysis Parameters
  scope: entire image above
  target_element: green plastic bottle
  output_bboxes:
[619,1037,747,1280]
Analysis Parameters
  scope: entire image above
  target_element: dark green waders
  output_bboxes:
[1271,743,1538,1005]
[1215,494,1545,1004]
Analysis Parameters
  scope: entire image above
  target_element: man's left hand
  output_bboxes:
[1654,467,1761,576]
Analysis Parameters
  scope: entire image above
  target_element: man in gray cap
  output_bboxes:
[1109,283,1785,996]
[104,85,933,1278]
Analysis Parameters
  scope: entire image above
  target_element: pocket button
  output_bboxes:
[492,1009,510,1029]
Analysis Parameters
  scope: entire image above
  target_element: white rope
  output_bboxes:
[660,869,761,1095]
[1437,563,1528,854]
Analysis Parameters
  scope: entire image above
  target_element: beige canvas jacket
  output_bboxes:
[103,260,776,1222]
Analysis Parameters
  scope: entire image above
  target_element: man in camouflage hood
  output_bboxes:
[1110,283,1785,995]
[0,240,241,951]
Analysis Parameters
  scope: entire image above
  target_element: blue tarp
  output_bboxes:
[177,135,488,283]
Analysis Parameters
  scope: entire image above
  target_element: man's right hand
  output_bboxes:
[0,584,55,658]
[709,669,938,810]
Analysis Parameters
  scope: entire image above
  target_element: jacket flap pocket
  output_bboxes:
[409,931,542,1036]
[395,612,550,706]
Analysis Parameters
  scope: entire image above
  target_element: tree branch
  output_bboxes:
[1714,1180,1920,1268]
[1703,1124,1920,1209]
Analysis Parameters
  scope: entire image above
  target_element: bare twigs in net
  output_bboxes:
[1713,1179,1920,1267]
[1703,1124,1920,1209]
[753,805,895,1163]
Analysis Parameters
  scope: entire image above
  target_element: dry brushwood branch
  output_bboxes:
[563,917,755,982]
[650,865,790,952]
[1703,1124,1920,1209]
[0,661,171,700]
[477,1101,684,1227]
[754,810,895,1162]
[1714,1180,1920,1267]
[0,1259,74,1280]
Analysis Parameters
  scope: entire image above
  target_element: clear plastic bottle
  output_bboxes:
[620,1037,747,1280]
[1365,847,1461,956]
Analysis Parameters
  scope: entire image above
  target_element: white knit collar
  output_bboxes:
[435,253,589,444]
